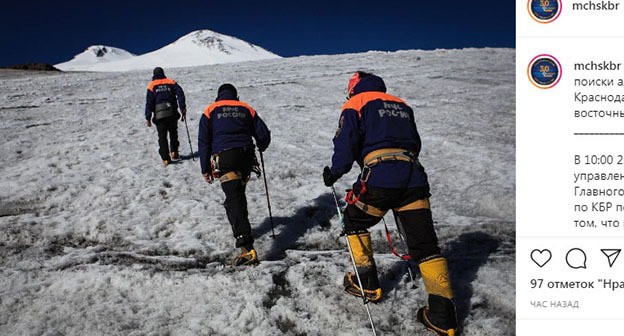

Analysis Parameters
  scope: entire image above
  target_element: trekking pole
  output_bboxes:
[183,117,195,161]
[383,216,416,286]
[259,151,276,238]
[330,186,378,336]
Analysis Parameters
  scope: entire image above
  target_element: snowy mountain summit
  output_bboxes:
[187,30,269,55]
[55,45,136,71]
[87,45,134,59]
[55,30,281,72]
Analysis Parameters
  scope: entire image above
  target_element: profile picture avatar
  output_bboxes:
[527,54,562,89]
[528,0,562,23]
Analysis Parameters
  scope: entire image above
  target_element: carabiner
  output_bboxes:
[361,166,372,183]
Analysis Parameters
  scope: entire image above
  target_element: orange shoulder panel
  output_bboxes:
[236,101,257,117]
[147,78,177,91]
[341,92,406,115]
[203,100,257,119]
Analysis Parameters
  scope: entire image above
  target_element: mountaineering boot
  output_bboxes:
[232,246,259,266]
[163,159,170,166]
[417,300,457,336]
[417,257,458,335]
[344,272,382,302]
[343,232,382,302]
[170,151,179,160]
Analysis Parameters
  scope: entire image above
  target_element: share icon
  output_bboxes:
[601,249,622,267]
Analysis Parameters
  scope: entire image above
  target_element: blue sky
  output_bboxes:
[0,0,515,67]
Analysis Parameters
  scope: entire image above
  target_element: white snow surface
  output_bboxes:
[55,45,136,71]
[0,48,515,335]
[55,30,281,72]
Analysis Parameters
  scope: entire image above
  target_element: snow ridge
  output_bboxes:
[55,29,281,72]
[55,45,136,71]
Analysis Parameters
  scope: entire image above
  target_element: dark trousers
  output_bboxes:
[222,180,252,248]
[155,116,179,161]
[217,147,256,248]
[344,187,441,262]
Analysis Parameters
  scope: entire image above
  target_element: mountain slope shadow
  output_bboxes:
[377,230,505,329]
[445,231,501,328]
[178,151,198,161]
[255,192,339,261]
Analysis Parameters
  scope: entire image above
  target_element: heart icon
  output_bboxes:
[531,249,552,267]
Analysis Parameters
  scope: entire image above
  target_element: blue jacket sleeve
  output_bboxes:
[198,114,212,174]
[145,89,154,120]
[252,114,271,152]
[175,83,186,110]
[330,109,362,179]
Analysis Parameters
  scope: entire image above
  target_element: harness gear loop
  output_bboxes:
[345,148,417,206]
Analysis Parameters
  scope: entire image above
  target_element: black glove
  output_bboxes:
[323,166,337,187]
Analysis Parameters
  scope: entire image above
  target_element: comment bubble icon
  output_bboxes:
[566,248,587,269]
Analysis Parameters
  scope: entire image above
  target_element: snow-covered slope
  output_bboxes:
[56,30,281,72]
[0,48,515,335]
[55,45,136,71]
